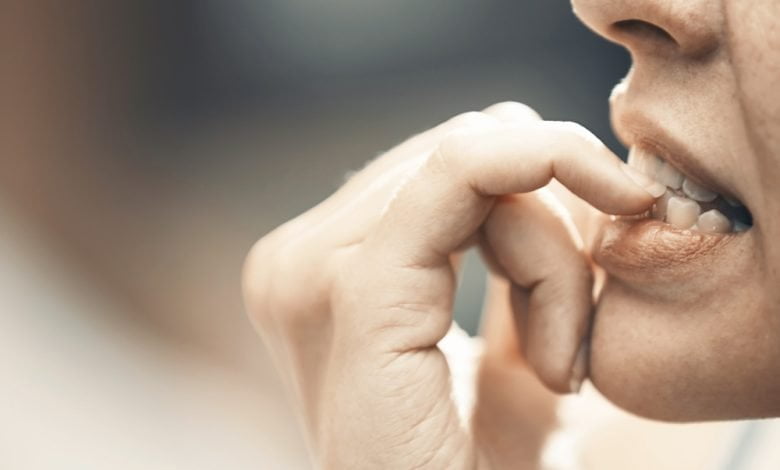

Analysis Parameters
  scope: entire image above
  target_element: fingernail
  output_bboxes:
[621,164,666,198]
[569,340,589,394]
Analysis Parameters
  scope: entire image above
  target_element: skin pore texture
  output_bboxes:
[573,0,780,421]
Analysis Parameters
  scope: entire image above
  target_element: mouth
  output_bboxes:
[593,135,755,287]
[624,144,753,232]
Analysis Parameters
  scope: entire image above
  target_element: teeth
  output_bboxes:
[655,162,684,189]
[626,146,751,234]
[682,178,718,202]
[627,147,683,189]
[666,196,701,229]
[627,147,663,178]
[696,209,731,234]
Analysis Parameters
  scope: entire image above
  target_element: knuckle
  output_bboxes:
[446,111,497,131]
[550,120,587,136]
[243,227,328,332]
[269,243,319,324]
[328,255,361,312]
[483,101,542,120]
[435,130,477,174]
[447,110,487,126]
[547,120,602,149]
[432,111,501,175]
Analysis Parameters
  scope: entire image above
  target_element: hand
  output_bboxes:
[242,102,660,469]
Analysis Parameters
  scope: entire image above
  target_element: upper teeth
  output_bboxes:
[656,162,685,190]
[682,178,718,202]
[626,147,750,233]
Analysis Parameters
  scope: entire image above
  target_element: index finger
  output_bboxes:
[368,121,664,268]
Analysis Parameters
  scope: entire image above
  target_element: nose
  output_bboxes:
[571,0,723,59]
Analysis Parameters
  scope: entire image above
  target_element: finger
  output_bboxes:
[338,101,541,209]
[373,111,501,168]
[483,190,592,394]
[334,102,542,234]
[336,111,499,200]
[482,102,605,256]
[479,274,522,361]
[319,103,540,253]
[482,101,542,123]
[277,102,539,247]
[368,120,663,269]
[546,179,604,251]
[282,112,501,243]
[266,103,538,247]
[477,102,544,358]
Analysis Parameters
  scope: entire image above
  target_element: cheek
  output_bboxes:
[727,1,780,224]
[726,1,780,386]
[589,278,780,421]
[727,0,780,132]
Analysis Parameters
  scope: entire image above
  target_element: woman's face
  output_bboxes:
[571,0,780,421]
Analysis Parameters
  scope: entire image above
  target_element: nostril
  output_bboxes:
[612,19,678,47]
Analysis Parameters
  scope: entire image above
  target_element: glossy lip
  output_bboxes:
[593,217,748,286]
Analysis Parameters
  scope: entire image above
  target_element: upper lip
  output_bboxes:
[611,101,744,205]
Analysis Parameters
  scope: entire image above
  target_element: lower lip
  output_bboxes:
[592,217,748,286]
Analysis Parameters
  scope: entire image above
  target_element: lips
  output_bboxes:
[625,145,752,232]
[592,107,756,288]
[593,217,746,285]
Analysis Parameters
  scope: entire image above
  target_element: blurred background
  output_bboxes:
[2,1,764,469]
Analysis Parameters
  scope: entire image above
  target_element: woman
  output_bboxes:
[243,0,780,468]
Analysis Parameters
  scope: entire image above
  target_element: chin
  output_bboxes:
[588,217,780,422]
[579,93,780,421]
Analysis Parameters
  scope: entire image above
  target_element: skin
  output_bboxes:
[243,0,780,467]
[573,0,780,421]
[243,104,660,468]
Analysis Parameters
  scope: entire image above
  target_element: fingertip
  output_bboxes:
[524,284,593,396]
[534,122,659,215]
[528,352,576,395]
[621,163,667,198]
[600,165,661,215]
[527,330,588,395]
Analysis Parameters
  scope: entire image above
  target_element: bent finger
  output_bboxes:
[293,111,501,238]
[368,120,662,269]
[483,190,592,394]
